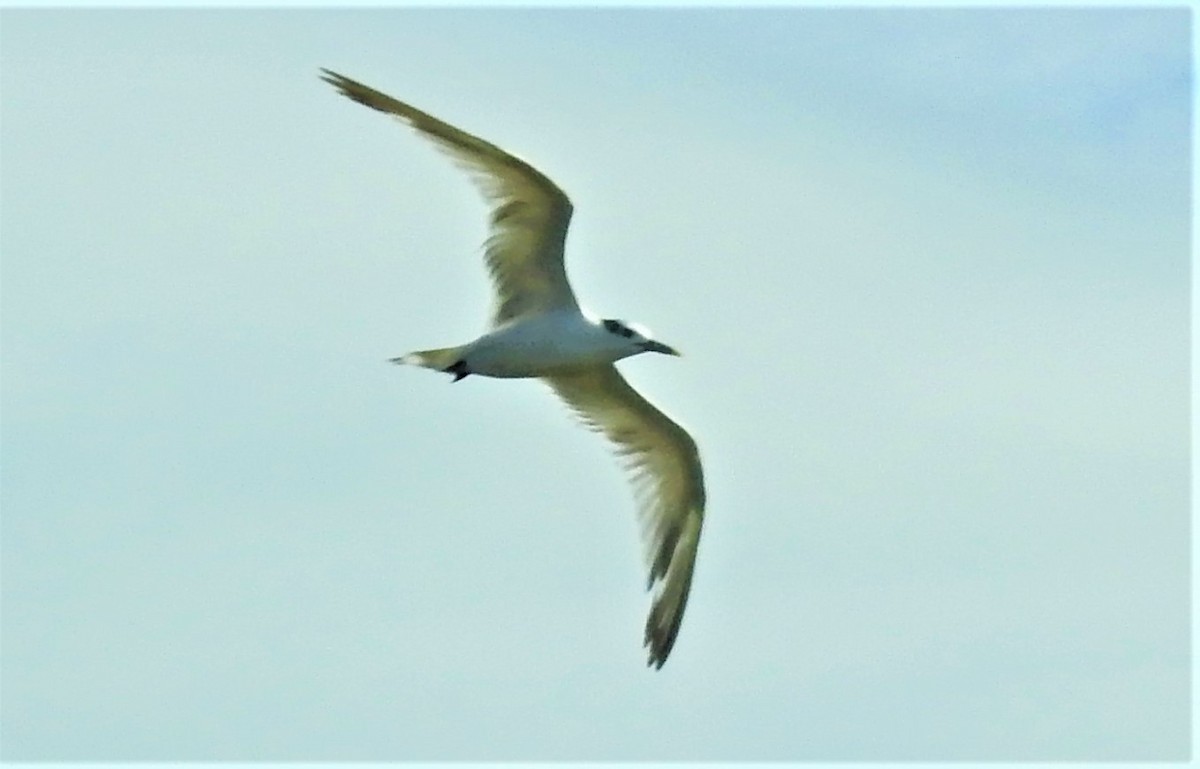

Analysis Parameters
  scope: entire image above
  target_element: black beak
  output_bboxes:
[642,340,681,356]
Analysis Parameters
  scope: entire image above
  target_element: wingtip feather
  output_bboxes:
[643,510,702,669]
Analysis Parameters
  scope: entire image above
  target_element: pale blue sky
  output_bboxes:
[0,7,1190,761]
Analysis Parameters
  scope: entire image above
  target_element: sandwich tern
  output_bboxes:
[322,70,706,668]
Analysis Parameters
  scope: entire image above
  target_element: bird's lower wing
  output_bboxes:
[545,365,706,668]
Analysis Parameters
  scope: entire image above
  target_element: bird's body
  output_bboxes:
[404,309,640,379]
[322,69,706,668]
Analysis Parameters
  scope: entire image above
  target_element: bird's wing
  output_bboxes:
[321,69,578,324]
[545,365,705,668]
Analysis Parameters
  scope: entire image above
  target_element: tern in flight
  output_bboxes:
[322,70,705,668]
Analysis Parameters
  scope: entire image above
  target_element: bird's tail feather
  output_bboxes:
[390,345,465,372]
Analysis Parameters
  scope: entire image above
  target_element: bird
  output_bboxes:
[321,69,705,669]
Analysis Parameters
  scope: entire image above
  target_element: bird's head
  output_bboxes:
[601,318,681,357]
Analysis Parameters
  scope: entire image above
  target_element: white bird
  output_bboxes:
[322,70,705,668]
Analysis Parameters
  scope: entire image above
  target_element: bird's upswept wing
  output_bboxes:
[321,69,578,325]
[545,365,705,668]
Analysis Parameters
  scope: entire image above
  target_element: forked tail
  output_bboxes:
[390,346,468,377]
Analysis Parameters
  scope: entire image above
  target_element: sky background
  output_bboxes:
[0,6,1191,762]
